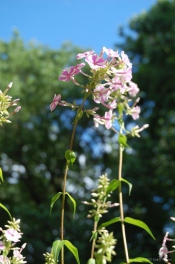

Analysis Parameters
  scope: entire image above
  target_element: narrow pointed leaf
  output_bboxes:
[87,258,96,264]
[52,240,65,263]
[0,203,12,219]
[106,179,119,195]
[64,240,80,264]
[118,134,130,148]
[65,192,76,218]
[98,217,121,230]
[121,178,132,195]
[0,168,3,183]
[50,192,63,215]
[124,217,155,240]
[129,257,153,263]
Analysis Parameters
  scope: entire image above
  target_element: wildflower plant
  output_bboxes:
[49,47,155,264]
[0,218,26,264]
[83,174,118,264]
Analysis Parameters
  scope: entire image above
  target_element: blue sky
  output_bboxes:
[0,0,156,53]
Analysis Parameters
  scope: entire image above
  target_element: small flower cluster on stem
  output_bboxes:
[159,217,175,263]
[0,218,26,264]
[83,174,118,264]
[0,82,21,126]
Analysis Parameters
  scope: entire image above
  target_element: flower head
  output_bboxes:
[85,54,106,69]
[4,228,21,242]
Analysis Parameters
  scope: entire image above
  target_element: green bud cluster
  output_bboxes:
[94,229,117,264]
[43,252,56,264]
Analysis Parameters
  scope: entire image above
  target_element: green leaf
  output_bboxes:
[87,258,96,264]
[76,109,83,120]
[106,179,119,195]
[64,240,80,264]
[98,217,121,230]
[65,192,76,218]
[50,192,62,215]
[124,217,155,240]
[121,178,132,195]
[118,103,124,115]
[0,203,12,219]
[65,150,76,165]
[0,167,3,184]
[129,257,153,263]
[118,134,130,148]
[52,240,65,263]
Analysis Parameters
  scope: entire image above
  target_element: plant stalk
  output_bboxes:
[118,144,129,263]
[60,97,87,264]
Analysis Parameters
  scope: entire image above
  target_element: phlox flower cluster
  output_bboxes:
[50,47,148,136]
[0,218,26,264]
[0,82,21,126]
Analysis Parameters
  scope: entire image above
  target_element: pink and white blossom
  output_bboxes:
[128,82,139,97]
[0,255,10,264]
[93,85,110,104]
[131,106,141,120]
[50,94,66,111]
[121,51,132,67]
[76,50,94,59]
[4,228,21,242]
[102,47,119,58]
[59,66,77,82]
[0,241,4,251]
[85,54,106,69]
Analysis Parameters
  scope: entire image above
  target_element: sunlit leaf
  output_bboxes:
[121,178,132,195]
[52,240,65,263]
[0,167,3,184]
[129,257,153,263]
[124,217,155,240]
[106,179,119,195]
[118,134,130,148]
[65,192,76,218]
[0,203,12,219]
[64,240,80,264]
[50,192,62,215]
[98,217,121,230]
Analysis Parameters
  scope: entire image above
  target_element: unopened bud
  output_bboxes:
[14,106,21,113]
[7,82,13,89]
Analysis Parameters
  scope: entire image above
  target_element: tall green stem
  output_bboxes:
[60,97,87,264]
[118,143,129,263]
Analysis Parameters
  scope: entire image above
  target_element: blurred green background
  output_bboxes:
[1,0,175,263]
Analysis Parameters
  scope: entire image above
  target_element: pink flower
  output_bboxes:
[121,51,132,67]
[102,47,119,58]
[85,54,106,69]
[128,82,139,97]
[0,255,10,264]
[93,110,113,129]
[0,241,4,251]
[76,50,94,59]
[50,94,66,111]
[59,66,77,82]
[104,110,113,129]
[74,63,85,73]
[131,106,141,120]
[4,228,21,242]
[93,85,110,104]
